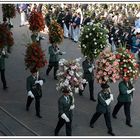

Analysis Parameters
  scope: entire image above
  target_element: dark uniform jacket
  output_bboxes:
[26,75,44,98]
[117,81,133,102]
[73,16,81,29]
[64,14,72,30]
[31,34,42,43]
[0,54,8,70]
[48,45,62,63]
[26,75,37,92]
[96,90,111,113]
[58,95,73,120]
[82,59,94,81]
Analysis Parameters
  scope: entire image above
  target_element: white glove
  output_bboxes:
[36,36,40,41]
[127,88,135,94]
[105,98,111,105]
[70,104,75,110]
[110,94,114,101]
[92,64,94,69]
[2,50,6,55]
[55,49,60,54]
[28,91,34,98]
[127,89,132,94]
[41,36,46,40]
[131,88,135,91]
[88,67,93,73]
[61,113,70,122]
[62,51,66,54]
[35,80,43,86]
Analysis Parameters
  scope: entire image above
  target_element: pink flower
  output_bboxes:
[106,62,109,66]
[113,61,119,66]
[103,72,107,75]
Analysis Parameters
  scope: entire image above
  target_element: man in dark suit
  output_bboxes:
[90,84,115,136]
[0,48,8,90]
[26,69,44,118]
[54,87,75,136]
[79,57,96,101]
[46,43,63,80]
[31,31,45,44]
[112,79,135,127]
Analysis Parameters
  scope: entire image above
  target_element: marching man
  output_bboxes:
[54,87,75,136]
[90,83,115,136]
[26,69,44,118]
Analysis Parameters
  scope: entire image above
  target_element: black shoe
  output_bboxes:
[46,71,49,76]
[79,92,83,96]
[54,77,58,80]
[108,131,115,136]
[126,122,133,127]
[90,98,96,102]
[3,86,8,90]
[26,107,29,111]
[89,124,94,128]
[74,40,78,43]
[112,114,117,119]
[36,114,42,118]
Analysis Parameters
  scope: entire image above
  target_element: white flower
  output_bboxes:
[60,82,64,87]
[87,28,90,31]
[89,33,92,36]
[69,70,74,76]
[79,84,84,90]
[86,35,89,38]
[90,22,93,25]
[93,38,96,41]
[100,45,103,48]
[64,66,68,71]
[76,73,80,77]
[94,42,97,45]
[100,32,103,35]
[64,79,69,86]
[73,77,78,82]
[93,28,95,31]
[71,65,77,70]
[106,35,109,38]
[66,75,71,80]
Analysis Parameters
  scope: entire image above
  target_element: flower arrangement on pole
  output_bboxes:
[0,23,14,53]
[48,20,64,44]
[56,58,87,94]
[116,47,139,81]
[80,22,109,60]
[96,47,120,84]
[24,42,47,71]
[29,10,45,32]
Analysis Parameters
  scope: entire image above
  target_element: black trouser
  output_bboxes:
[79,79,94,99]
[90,111,112,131]
[0,69,7,88]
[112,101,131,123]
[55,117,72,136]
[26,96,41,115]
[46,62,59,78]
